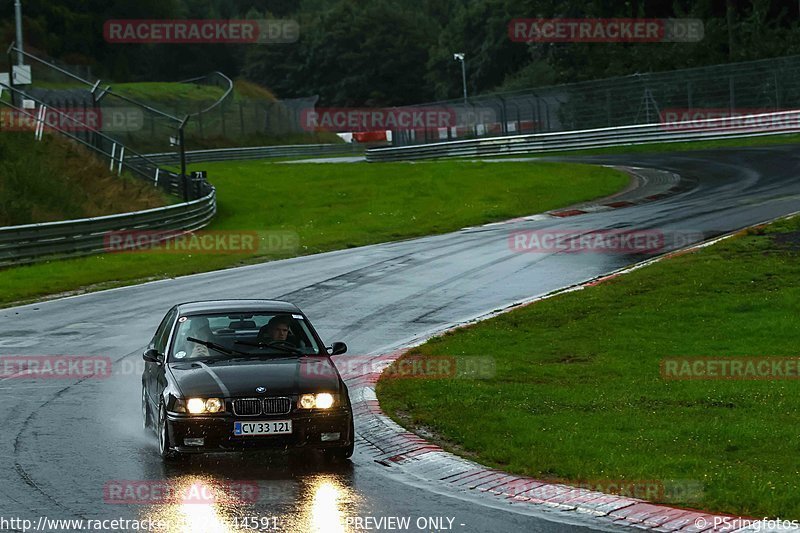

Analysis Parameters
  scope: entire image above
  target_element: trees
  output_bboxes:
[5,0,800,106]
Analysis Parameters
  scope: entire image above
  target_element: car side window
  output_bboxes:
[153,308,177,354]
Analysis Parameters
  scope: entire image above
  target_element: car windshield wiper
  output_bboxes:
[187,337,250,357]
[235,339,303,354]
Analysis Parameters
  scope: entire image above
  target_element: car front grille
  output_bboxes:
[263,397,292,415]
[233,397,292,416]
[233,398,262,416]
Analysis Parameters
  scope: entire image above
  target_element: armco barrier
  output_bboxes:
[0,189,216,266]
[146,143,364,165]
[365,110,800,161]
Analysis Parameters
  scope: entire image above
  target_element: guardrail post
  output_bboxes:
[109,143,116,171]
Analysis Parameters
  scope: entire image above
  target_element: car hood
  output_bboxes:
[168,356,341,397]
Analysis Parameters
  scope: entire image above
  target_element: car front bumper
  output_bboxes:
[166,409,353,453]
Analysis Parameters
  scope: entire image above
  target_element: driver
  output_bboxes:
[257,315,293,344]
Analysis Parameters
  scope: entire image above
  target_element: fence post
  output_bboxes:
[117,145,125,175]
[197,104,204,137]
[179,116,189,202]
[7,45,18,108]
[498,96,508,135]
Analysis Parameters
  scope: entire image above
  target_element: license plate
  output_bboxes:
[234,420,292,436]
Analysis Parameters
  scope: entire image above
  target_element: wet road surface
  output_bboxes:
[2,146,800,532]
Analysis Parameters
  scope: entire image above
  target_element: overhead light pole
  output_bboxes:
[453,53,467,103]
[14,0,24,65]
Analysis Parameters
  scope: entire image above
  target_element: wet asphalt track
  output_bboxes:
[2,145,800,533]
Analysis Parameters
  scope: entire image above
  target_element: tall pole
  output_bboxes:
[14,0,23,65]
[461,58,467,104]
[454,53,467,104]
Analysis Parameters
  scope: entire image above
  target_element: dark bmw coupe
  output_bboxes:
[141,300,353,462]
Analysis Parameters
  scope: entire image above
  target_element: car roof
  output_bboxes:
[176,299,301,315]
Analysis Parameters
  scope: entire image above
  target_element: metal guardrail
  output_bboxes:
[0,57,218,266]
[366,111,800,161]
[146,143,365,165]
[0,190,216,266]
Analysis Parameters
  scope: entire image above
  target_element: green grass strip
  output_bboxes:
[0,160,627,307]
[377,216,800,518]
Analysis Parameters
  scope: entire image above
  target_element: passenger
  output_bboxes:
[181,317,214,358]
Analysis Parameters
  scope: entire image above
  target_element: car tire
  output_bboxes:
[141,386,151,430]
[158,403,181,462]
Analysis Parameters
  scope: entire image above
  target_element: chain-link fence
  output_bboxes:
[390,54,800,146]
[3,46,330,155]
[1,46,215,201]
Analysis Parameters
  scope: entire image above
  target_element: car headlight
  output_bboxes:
[185,397,224,414]
[298,393,336,409]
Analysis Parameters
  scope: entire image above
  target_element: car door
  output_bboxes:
[144,307,176,410]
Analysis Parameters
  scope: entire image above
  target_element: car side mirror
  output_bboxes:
[329,342,348,355]
[143,349,163,364]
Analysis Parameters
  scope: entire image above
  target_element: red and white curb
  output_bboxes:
[340,212,800,532]
[462,166,689,231]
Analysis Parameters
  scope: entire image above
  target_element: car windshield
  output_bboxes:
[169,312,320,362]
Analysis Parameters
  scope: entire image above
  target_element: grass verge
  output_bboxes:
[0,133,169,226]
[0,160,628,307]
[377,215,800,518]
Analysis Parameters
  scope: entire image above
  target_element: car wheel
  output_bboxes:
[141,386,151,430]
[158,403,180,461]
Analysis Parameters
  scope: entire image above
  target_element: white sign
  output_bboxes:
[12,65,32,85]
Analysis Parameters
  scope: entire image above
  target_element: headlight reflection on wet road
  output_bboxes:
[142,473,358,533]
[287,475,358,533]
[143,476,240,533]
[308,479,347,533]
